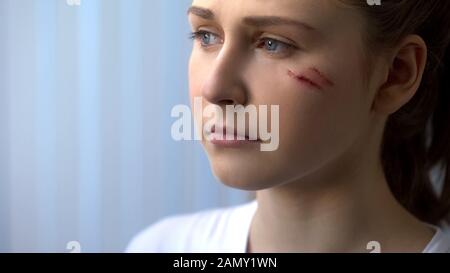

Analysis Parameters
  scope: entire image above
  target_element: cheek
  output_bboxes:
[269,70,367,167]
[246,62,363,141]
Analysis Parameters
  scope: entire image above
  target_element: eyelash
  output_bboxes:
[189,30,298,57]
[256,37,297,57]
[189,30,222,48]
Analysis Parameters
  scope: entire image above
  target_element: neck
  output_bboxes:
[248,136,434,252]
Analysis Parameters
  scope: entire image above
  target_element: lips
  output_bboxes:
[208,124,260,141]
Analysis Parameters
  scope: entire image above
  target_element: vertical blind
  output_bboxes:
[0,0,251,252]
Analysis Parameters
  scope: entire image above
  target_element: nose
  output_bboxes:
[201,45,249,106]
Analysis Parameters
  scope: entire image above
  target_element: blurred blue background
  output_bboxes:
[0,0,251,252]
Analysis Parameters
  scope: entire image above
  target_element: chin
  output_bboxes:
[208,158,283,191]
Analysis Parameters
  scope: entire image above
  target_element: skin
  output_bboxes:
[188,0,433,252]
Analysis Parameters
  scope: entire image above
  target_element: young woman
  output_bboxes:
[127,0,450,252]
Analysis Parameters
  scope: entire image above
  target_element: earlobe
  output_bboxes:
[372,35,427,115]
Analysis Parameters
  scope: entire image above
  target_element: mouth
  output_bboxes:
[206,125,261,147]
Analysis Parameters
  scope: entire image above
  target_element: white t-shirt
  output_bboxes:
[126,200,450,253]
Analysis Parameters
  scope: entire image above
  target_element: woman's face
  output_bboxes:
[188,0,378,190]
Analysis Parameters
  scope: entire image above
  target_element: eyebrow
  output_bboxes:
[187,6,215,20]
[243,16,316,31]
[187,6,316,32]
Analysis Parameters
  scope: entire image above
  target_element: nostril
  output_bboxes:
[219,99,235,105]
[201,77,248,106]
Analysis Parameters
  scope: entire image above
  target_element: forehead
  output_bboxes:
[189,0,358,31]
[191,0,332,15]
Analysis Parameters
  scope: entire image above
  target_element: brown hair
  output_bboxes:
[341,0,450,225]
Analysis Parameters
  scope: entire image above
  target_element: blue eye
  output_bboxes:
[257,38,294,55]
[264,39,280,51]
[190,31,221,47]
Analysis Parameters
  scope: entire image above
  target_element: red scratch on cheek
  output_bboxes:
[287,67,335,91]
[309,67,335,87]
[287,70,322,90]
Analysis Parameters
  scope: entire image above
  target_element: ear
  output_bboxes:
[372,35,427,115]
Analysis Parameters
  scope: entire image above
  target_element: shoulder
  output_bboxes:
[422,223,450,253]
[126,200,257,253]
